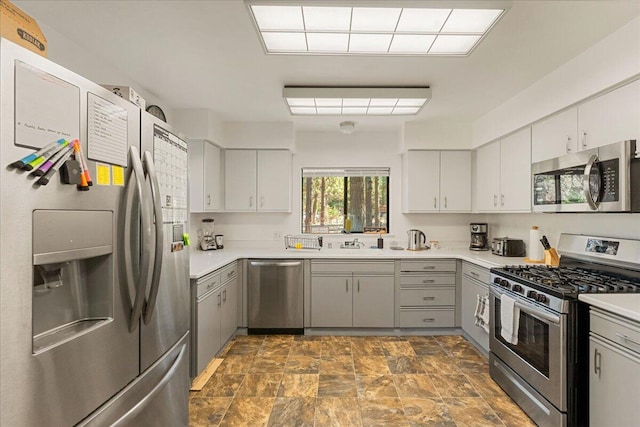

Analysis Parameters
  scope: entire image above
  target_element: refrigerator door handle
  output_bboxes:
[126,146,154,333]
[110,343,187,427]
[142,150,164,324]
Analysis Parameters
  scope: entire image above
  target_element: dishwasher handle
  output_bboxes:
[250,260,302,267]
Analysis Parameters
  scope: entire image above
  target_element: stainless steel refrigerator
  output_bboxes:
[0,39,190,426]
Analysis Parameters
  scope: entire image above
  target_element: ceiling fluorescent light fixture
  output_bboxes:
[283,87,431,116]
[247,2,507,56]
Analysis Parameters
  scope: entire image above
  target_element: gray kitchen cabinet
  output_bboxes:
[188,139,223,212]
[589,308,640,427]
[191,261,238,377]
[461,262,490,353]
[353,275,394,327]
[310,275,352,327]
[402,150,471,213]
[398,260,456,328]
[310,261,394,328]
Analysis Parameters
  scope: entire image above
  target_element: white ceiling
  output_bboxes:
[16,1,640,132]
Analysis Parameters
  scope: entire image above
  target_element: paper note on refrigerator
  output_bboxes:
[87,92,128,167]
[14,61,80,149]
[153,125,188,224]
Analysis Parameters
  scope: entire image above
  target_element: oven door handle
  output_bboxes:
[492,287,561,325]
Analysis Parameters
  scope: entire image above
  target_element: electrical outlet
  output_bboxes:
[273,232,283,240]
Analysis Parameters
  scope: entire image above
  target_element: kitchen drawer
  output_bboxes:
[196,273,221,298]
[399,308,455,328]
[400,287,455,307]
[220,261,238,283]
[400,260,456,273]
[311,260,394,274]
[462,262,490,284]
[400,274,455,287]
[590,308,640,354]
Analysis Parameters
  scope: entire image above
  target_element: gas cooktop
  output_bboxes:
[492,265,640,296]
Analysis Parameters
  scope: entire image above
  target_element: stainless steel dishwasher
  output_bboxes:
[247,260,303,334]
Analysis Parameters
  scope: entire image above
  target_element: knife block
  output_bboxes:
[544,248,560,267]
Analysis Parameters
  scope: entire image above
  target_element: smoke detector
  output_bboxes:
[339,121,356,134]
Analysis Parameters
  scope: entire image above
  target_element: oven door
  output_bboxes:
[489,286,567,411]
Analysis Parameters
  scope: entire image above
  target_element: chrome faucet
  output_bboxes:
[341,238,365,248]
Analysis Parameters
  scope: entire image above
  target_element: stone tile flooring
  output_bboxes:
[189,335,536,427]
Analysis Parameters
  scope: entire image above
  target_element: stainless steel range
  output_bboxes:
[488,234,640,427]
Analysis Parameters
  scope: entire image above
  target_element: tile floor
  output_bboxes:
[189,335,536,427]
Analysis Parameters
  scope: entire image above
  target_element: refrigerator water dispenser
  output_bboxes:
[32,210,113,353]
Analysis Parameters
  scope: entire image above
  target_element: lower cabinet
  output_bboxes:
[398,260,456,328]
[588,308,640,427]
[191,261,238,377]
[460,262,490,352]
[310,261,394,328]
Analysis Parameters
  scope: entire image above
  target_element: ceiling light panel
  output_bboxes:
[249,2,506,56]
[282,87,431,116]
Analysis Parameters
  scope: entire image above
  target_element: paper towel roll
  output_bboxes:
[529,226,544,261]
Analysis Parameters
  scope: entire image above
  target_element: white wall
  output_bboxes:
[172,109,225,144]
[473,16,640,147]
[223,122,295,150]
[487,213,640,255]
[403,120,473,150]
[192,129,480,247]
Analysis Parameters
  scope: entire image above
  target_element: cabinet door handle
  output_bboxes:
[422,279,435,284]
[500,194,505,207]
[207,194,211,206]
[593,348,601,378]
[217,293,222,307]
[582,131,588,149]
[433,197,437,209]
[444,197,447,209]
[566,136,572,153]
[423,318,435,322]
[615,333,640,348]
[346,279,349,292]
[422,266,436,270]
[223,289,226,303]
[422,296,435,301]
[249,196,253,208]
[357,279,360,292]
[494,194,497,207]
[260,196,264,208]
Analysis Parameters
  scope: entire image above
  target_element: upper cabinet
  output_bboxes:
[532,108,578,163]
[188,139,223,212]
[402,150,471,213]
[225,149,291,212]
[578,78,640,151]
[532,79,640,163]
[474,127,531,212]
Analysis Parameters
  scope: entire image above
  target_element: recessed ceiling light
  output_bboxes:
[282,87,431,116]
[247,2,506,56]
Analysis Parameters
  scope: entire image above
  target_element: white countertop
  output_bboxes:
[189,243,530,280]
[579,294,640,323]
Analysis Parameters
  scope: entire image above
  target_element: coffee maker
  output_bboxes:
[470,223,489,251]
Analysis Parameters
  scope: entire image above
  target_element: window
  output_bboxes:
[301,168,389,234]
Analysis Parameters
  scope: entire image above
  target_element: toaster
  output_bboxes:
[492,237,526,257]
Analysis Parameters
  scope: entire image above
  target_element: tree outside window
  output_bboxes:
[301,168,389,234]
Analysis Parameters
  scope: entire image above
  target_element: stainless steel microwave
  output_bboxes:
[532,140,639,212]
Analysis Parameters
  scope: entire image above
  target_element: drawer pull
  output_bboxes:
[423,318,435,322]
[422,296,436,301]
[228,271,234,278]
[422,279,435,284]
[422,266,436,270]
[615,333,640,348]
[470,271,479,278]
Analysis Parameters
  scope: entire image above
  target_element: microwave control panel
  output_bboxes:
[600,159,618,202]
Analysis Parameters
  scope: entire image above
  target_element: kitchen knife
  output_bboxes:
[540,236,551,250]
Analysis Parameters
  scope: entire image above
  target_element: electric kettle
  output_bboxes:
[407,229,428,251]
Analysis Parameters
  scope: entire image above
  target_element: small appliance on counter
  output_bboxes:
[199,218,217,251]
[215,234,224,249]
[491,237,526,257]
[469,223,490,251]
[407,229,428,251]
